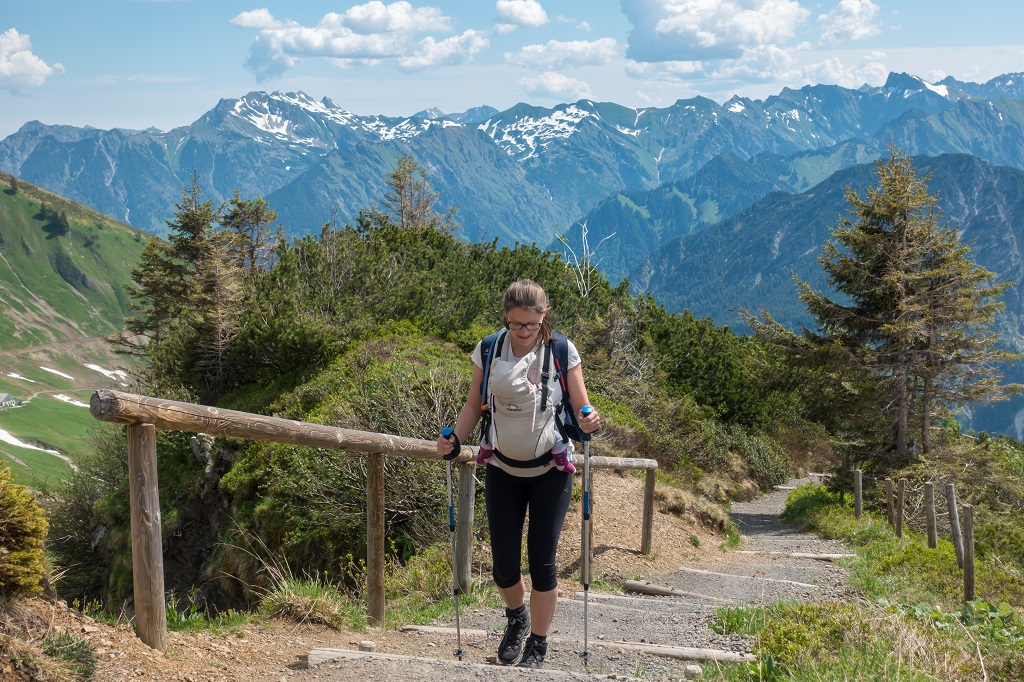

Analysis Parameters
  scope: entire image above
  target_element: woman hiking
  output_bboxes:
[437,279,600,669]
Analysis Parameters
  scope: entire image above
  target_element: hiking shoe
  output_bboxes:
[497,606,530,664]
[516,634,547,669]
[551,447,575,474]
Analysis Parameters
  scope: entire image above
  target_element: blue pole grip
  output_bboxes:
[581,406,593,442]
[441,427,454,438]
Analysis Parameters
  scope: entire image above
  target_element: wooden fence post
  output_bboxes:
[947,483,964,569]
[127,423,167,653]
[924,482,937,549]
[367,453,385,626]
[854,469,862,519]
[896,478,906,539]
[455,461,475,594]
[885,478,894,526]
[641,469,657,555]
[963,504,975,602]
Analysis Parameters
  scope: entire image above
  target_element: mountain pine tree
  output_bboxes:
[220,191,279,273]
[124,236,181,346]
[367,155,458,232]
[798,146,1017,462]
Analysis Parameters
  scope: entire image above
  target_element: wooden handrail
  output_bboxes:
[90,389,659,651]
[90,390,659,470]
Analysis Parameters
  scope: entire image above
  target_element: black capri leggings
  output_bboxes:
[485,464,573,593]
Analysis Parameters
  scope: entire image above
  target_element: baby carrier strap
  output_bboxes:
[478,329,507,445]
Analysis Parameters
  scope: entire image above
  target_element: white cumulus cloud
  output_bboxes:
[818,0,881,45]
[0,28,64,93]
[233,2,462,80]
[496,0,549,29]
[519,71,590,100]
[711,44,797,81]
[803,51,889,87]
[230,9,282,30]
[623,0,809,63]
[625,58,706,81]
[340,0,450,33]
[398,29,490,70]
[505,38,619,69]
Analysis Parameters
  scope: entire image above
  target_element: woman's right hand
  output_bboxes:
[436,433,455,457]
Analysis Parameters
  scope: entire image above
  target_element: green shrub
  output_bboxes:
[217,332,469,596]
[739,433,789,490]
[755,601,863,668]
[0,463,48,598]
[780,482,844,524]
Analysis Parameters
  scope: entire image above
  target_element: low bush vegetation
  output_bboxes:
[0,462,48,599]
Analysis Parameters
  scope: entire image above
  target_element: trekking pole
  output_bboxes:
[440,428,465,660]
[579,406,594,663]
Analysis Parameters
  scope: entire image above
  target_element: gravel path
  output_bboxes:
[291,477,854,681]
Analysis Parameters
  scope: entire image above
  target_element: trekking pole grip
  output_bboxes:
[581,406,593,442]
[440,427,461,460]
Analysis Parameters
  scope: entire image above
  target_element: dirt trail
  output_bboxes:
[18,475,851,682]
[286,476,852,682]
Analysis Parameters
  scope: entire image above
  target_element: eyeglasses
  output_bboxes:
[506,321,542,331]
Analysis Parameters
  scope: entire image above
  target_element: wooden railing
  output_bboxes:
[89,389,660,652]
[850,470,976,601]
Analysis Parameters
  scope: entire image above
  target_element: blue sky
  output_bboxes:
[3,0,1024,139]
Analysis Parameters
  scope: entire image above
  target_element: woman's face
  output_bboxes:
[505,306,545,346]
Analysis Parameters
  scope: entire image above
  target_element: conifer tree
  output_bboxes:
[193,230,244,396]
[124,236,181,346]
[797,146,1017,462]
[166,171,217,274]
[369,154,458,232]
[220,191,279,272]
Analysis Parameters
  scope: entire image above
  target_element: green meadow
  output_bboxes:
[0,392,97,458]
[0,437,73,489]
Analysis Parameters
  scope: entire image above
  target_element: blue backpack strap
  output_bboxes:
[540,340,553,412]
[551,332,583,442]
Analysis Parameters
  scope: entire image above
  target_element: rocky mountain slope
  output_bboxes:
[5,72,1024,247]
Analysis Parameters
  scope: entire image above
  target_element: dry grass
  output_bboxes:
[1,599,77,681]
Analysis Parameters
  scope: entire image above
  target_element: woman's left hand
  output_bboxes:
[579,407,600,434]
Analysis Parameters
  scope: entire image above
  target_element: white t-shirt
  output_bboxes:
[472,334,582,477]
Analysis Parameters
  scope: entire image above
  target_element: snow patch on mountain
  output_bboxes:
[363,116,462,142]
[53,394,90,408]
[231,92,464,146]
[0,428,59,455]
[39,367,74,380]
[480,105,596,159]
[86,364,129,385]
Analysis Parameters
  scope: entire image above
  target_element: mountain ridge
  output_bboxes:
[5,71,1024,244]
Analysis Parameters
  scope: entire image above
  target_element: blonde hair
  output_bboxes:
[503,279,553,342]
